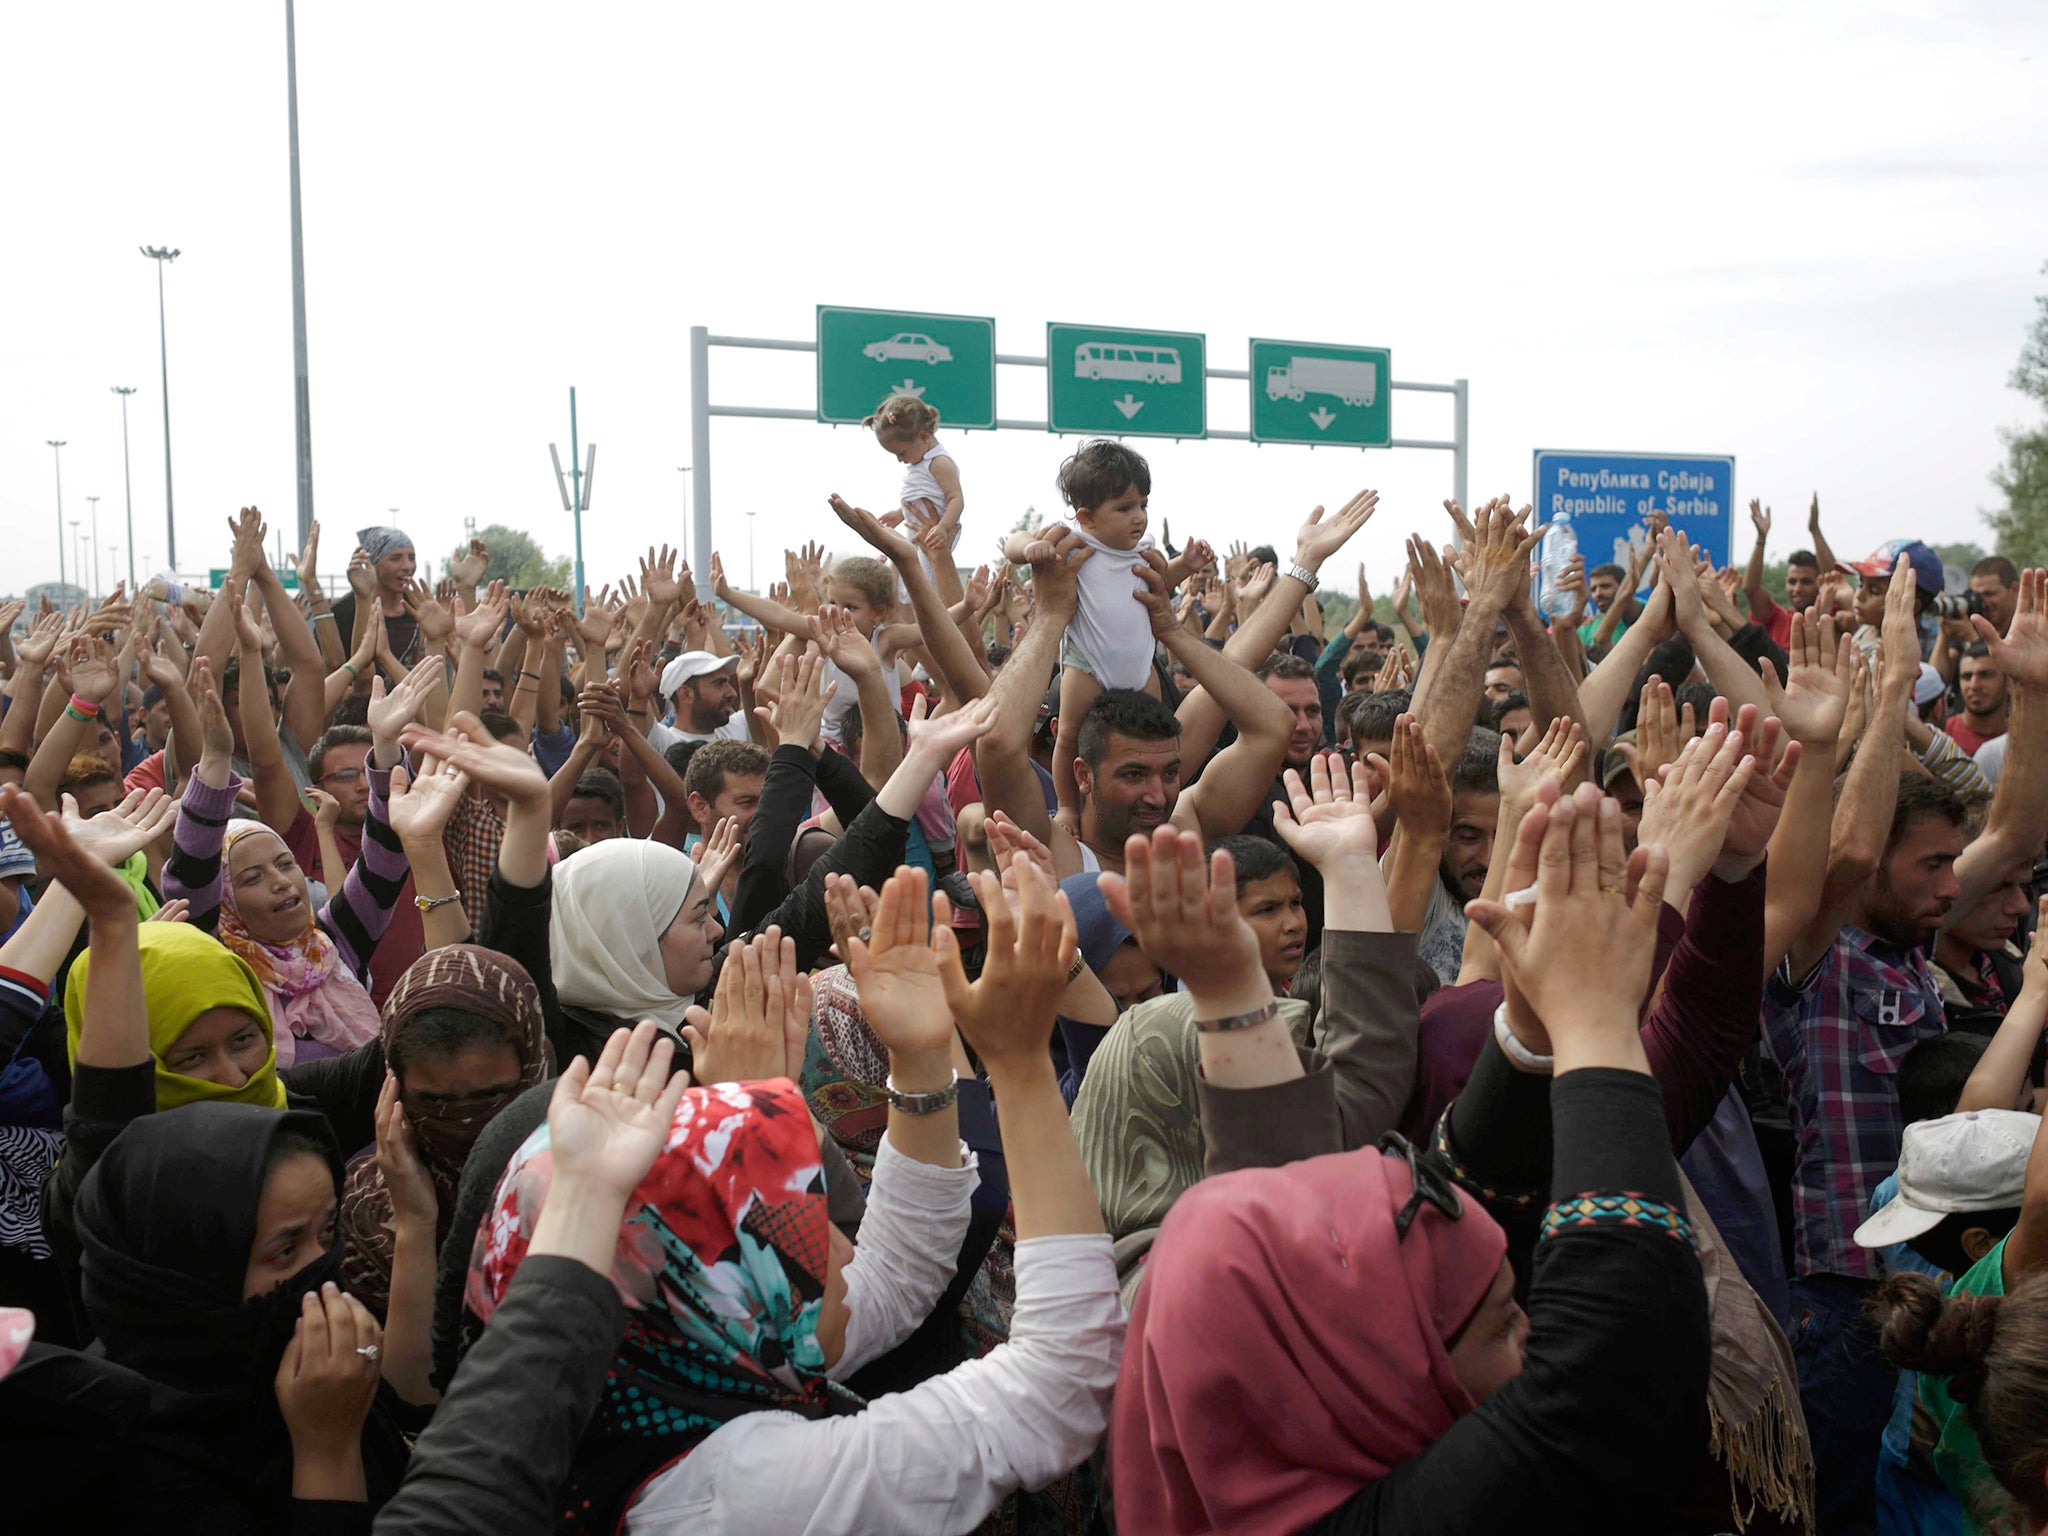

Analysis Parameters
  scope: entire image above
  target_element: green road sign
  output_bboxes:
[816,306,996,429]
[1249,338,1392,448]
[209,567,300,590]
[1046,323,1206,439]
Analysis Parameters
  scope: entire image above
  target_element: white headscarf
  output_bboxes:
[548,839,701,1029]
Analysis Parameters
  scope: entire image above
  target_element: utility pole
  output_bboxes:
[87,496,101,597]
[113,387,139,590]
[46,440,68,593]
[141,246,181,569]
[284,0,315,548]
[548,387,596,615]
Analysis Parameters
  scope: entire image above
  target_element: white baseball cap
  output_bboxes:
[659,650,739,699]
[1913,663,1946,710]
[1854,1108,2040,1248]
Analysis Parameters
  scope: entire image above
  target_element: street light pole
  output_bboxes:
[71,523,83,601]
[113,387,139,590]
[745,509,757,590]
[284,0,315,549]
[677,465,691,537]
[87,496,101,597]
[141,245,181,570]
[46,440,67,593]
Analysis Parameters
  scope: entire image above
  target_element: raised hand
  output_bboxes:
[1449,497,1538,615]
[756,650,833,752]
[807,605,879,680]
[1370,714,1450,836]
[904,691,999,766]
[1620,680,1688,792]
[573,589,616,652]
[1096,827,1260,997]
[1273,752,1383,871]
[693,815,740,896]
[346,548,377,600]
[61,634,120,705]
[0,785,139,920]
[386,756,471,844]
[707,551,734,602]
[1973,567,2048,690]
[682,930,805,1085]
[1293,488,1379,573]
[400,711,550,810]
[448,537,490,590]
[228,505,267,581]
[366,654,446,745]
[1878,551,1923,693]
[845,868,957,1063]
[828,493,920,566]
[639,546,683,609]
[453,580,509,650]
[1636,721,1756,896]
[400,580,453,644]
[1655,528,1711,639]
[1406,534,1461,638]
[1370,646,1414,694]
[13,610,64,670]
[933,854,1077,1071]
[545,1021,690,1197]
[1714,701,1795,867]
[985,809,1057,886]
[1499,716,1588,817]
[1749,498,1771,541]
[1233,560,1276,615]
[1760,610,1853,745]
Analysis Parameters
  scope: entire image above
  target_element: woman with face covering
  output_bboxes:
[165,657,435,1068]
[462,862,1124,1536]
[336,945,551,1320]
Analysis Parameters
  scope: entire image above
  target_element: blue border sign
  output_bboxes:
[1531,449,1736,596]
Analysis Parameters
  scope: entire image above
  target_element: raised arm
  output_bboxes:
[831,494,990,706]
[1660,528,1772,720]
[972,534,1090,855]
[1743,499,1774,620]
[229,589,307,835]
[711,551,809,635]
[1758,613,1854,973]
[236,508,330,751]
[1576,575,1674,749]
[1805,492,1837,574]
[446,581,508,723]
[1491,506,1590,774]
[1424,498,1537,774]
[1949,569,2048,912]
[22,634,121,810]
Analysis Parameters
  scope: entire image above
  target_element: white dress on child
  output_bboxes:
[896,441,961,599]
[1065,526,1157,690]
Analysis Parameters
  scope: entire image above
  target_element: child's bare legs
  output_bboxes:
[1052,664,1102,837]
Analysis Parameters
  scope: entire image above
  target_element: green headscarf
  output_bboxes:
[65,922,286,1111]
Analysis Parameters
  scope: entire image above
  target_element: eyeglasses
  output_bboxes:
[1380,1130,1462,1240]
[320,767,364,785]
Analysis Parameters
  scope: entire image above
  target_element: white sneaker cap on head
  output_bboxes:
[1854,1108,2040,1249]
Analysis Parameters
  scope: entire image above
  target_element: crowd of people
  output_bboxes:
[3,404,2048,1535]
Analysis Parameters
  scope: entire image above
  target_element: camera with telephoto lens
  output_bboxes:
[1932,590,1983,621]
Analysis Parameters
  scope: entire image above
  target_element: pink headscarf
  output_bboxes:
[216,820,381,1068]
[1111,1145,1509,1535]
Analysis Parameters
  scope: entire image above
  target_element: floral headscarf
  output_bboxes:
[337,945,552,1314]
[798,965,891,1173]
[216,820,380,1065]
[467,1077,844,1531]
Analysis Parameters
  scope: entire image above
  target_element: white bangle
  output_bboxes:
[1492,1001,1555,1074]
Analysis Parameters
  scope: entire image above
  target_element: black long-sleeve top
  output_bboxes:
[1304,1070,1709,1534]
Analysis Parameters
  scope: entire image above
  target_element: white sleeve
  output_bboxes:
[624,1235,1124,1536]
[831,1137,978,1380]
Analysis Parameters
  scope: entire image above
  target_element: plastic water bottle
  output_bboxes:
[144,573,186,605]
[1538,512,1578,619]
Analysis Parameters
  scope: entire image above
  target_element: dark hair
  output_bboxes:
[481,667,505,688]
[663,738,706,783]
[1898,1032,1989,1126]
[986,643,1012,670]
[1870,1272,2048,1529]
[1961,641,1995,665]
[841,702,865,749]
[141,684,166,710]
[387,1005,520,1077]
[1973,556,2021,586]
[1287,947,1324,1013]
[1452,726,1502,796]
[328,692,370,728]
[685,739,770,807]
[1673,681,1719,721]
[1257,652,1316,683]
[264,1122,338,1183]
[1787,549,1821,571]
[1484,656,1524,678]
[1886,774,1980,857]
[478,709,523,742]
[1348,689,1412,749]
[568,766,624,820]
[1077,688,1180,769]
[1340,648,1382,688]
[308,725,374,782]
[1211,834,1298,891]
[1485,691,1532,734]
[1056,439,1151,512]
[1248,545,1279,570]
[1589,563,1626,583]
[1907,1206,2024,1279]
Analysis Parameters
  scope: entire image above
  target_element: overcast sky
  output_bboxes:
[6,1,2046,602]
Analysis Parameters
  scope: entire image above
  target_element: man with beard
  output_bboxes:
[1415,729,1501,985]
[1763,557,2048,1531]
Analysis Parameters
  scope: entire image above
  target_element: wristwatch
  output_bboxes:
[885,1071,960,1115]
[1286,562,1320,592]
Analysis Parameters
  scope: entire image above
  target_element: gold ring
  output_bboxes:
[1599,884,1626,896]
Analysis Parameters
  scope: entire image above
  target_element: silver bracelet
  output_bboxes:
[1193,999,1280,1034]
[885,1071,959,1116]
[1492,1001,1555,1074]
[1286,562,1320,593]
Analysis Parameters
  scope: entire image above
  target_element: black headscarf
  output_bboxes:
[72,1102,345,1507]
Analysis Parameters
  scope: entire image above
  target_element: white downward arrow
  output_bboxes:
[895,379,926,399]
[1112,394,1144,420]
[1309,407,1337,430]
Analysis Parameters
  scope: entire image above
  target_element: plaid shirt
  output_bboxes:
[1765,924,1946,1280]
[443,788,505,936]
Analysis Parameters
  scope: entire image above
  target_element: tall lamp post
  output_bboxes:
[86,496,101,598]
[112,387,139,591]
[46,440,68,593]
[141,245,181,570]
[745,509,757,590]
[71,523,83,601]
[284,0,315,548]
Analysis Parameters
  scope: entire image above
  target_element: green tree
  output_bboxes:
[448,524,570,590]
[1988,261,2048,568]
[1933,542,1987,570]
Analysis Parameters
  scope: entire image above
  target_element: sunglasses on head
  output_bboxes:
[1380,1130,1462,1240]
